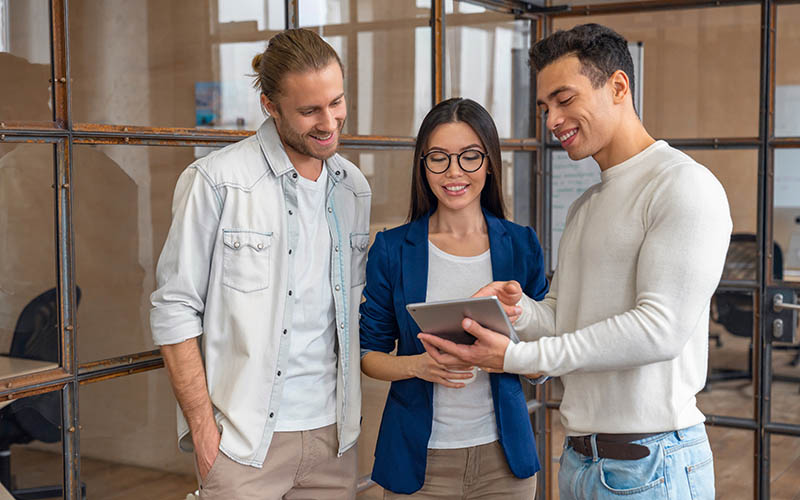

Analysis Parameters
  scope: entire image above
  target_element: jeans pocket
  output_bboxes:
[686,455,715,500]
[599,456,667,497]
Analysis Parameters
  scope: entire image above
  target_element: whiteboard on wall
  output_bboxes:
[550,152,601,266]
[775,149,800,209]
[775,85,800,137]
[548,42,643,268]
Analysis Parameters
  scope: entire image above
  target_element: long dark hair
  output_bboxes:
[408,98,507,222]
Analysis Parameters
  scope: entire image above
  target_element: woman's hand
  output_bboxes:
[410,353,474,388]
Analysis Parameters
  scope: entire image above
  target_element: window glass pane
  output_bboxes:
[446,17,531,138]
[547,407,565,500]
[299,1,431,137]
[774,149,800,282]
[707,426,755,499]
[776,5,800,138]
[700,291,755,419]
[359,373,389,498]
[770,436,800,499]
[446,0,486,14]
[770,340,800,427]
[339,149,414,236]
[0,0,52,122]
[500,150,516,222]
[73,144,217,363]
[80,372,196,497]
[69,0,284,130]
[1,389,65,496]
[686,149,758,236]
[0,143,59,378]
[552,7,760,139]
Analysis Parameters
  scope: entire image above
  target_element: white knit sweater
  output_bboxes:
[505,140,732,435]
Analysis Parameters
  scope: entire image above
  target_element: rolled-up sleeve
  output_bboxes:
[359,231,399,357]
[150,165,222,346]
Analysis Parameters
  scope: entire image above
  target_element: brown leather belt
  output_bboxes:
[567,432,660,461]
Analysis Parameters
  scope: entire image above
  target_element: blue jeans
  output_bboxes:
[558,423,715,500]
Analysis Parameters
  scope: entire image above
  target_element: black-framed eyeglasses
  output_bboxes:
[420,149,487,174]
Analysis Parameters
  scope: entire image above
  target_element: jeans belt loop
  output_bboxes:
[590,434,600,463]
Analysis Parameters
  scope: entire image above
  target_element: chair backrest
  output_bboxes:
[10,287,81,362]
[721,234,783,281]
[3,287,82,445]
[715,234,782,337]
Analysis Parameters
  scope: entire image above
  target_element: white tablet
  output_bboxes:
[406,296,519,345]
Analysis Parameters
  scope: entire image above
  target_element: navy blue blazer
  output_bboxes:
[359,209,549,494]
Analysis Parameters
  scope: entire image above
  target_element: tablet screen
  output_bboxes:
[406,296,517,345]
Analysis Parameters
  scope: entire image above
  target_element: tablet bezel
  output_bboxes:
[406,296,519,345]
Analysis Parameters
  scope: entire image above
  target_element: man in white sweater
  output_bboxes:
[418,24,731,500]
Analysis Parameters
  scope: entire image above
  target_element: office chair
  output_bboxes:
[0,287,86,499]
[708,234,800,390]
[707,235,781,387]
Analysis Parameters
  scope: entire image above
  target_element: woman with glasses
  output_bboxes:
[359,98,548,499]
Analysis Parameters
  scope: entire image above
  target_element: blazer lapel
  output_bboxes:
[485,209,512,282]
[401,214,430,354]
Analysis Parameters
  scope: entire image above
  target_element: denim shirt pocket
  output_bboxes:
[349,232,370,288]
[222,229,272,293]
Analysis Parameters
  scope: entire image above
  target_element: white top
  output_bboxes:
[275,170,337,431]
[505,141,732,436]
[426,241,499,449]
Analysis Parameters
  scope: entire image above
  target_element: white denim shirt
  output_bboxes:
[150,117,371,467]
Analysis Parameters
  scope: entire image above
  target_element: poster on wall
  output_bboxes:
[549,42,643,268]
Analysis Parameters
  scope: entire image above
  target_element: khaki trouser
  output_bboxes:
[383,441,537,500]
[197,424,357,500]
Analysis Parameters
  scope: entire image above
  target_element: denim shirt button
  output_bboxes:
[327,207,332,213]
[340,322,345,329]
[335,285,341,291]
[334,246,339,252]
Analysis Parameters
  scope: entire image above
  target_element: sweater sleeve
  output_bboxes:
[505,164,732,376]
[514,275,557,342]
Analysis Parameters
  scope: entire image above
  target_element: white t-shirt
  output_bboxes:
[426,241,499,449]
[505,140,733,436]
[275,170,337,432]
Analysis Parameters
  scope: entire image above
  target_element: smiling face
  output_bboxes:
[262,61,346,162]
[536,55,622,164]
[423,121,488,214]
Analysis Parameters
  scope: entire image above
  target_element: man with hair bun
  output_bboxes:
[419,23,730,499]
[150,28,370,499]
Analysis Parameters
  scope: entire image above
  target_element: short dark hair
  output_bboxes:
[408,98,507,222]
[531,24,635,107]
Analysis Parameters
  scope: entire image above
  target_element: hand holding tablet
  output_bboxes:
[410,296,549,384]
[406,296,519,345]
